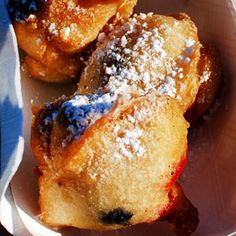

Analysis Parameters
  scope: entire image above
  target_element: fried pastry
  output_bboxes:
[8,0,137,82]
[30,12,221,235]
[78,13,201,111]
[32,92,191,230]
[78,14,221,117]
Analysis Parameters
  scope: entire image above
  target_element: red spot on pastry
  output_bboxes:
[165,148,188,191]
[108,116,114,122]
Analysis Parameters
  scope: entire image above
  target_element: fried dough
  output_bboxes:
[32,93,188,229]
[9,0,137,82]
[29,12,222,234]
[78,13,201,111]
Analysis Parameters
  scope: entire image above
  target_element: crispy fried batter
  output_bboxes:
[39,0,137,53]
[28,11,223,234]
[31,93,188,229]
[78,13,201,111]
[185,45,222,122]
[11,0,137,82]
[24,56,72,83]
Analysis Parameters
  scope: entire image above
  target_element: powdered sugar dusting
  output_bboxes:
[157,77,177,97]
[115,126,146,160]
[48,23,59,36]
[38,13,199,160]
[113,108,149,160]
[200,71,211,84]
[38,93,117,148]
[78,14,200,160]
[111,102,156,160]
[83,13,197,101]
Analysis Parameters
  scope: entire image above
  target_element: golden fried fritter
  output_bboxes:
[31,93,188,229]
[10,0,137,82]
[24,56,72,83]
[39,0,138,53]
[78,13,201,111]
[29,12,223,234]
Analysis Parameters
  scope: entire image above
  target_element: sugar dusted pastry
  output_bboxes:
[78,13,221,118]
[8,0,137,82]
[32,92,199,233]
[78,13,201,110]
[30,11,221,235]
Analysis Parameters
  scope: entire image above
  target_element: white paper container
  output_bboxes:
[1,0,236,235]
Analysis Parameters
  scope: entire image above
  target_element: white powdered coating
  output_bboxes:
[81,13,197,161]
[157,77,177,97]
[121,35,128,47]
[48,23,59,36]
[104,16,169,96]
[139,13,147,20]
[61,14,197,160]
[66,0,89,15]
[67,0,76,10]
[200,71,211,84]
[38,1,93,41]
[114,124,146,160]
[61,27,71,40]
[178,73,184,79]
[185,38,196,48]
[111,102,155,160]
[85,13,195,101]
[64,93,117,135]
[28,14,36,21]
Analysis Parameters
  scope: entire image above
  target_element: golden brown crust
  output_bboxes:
[12,0,137,83]
[185,44,222,122]
[14,21,83,82]
[32,93,189,229]
[27,11,223,234]
[38,0,137,53]
[78,13,201,111]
